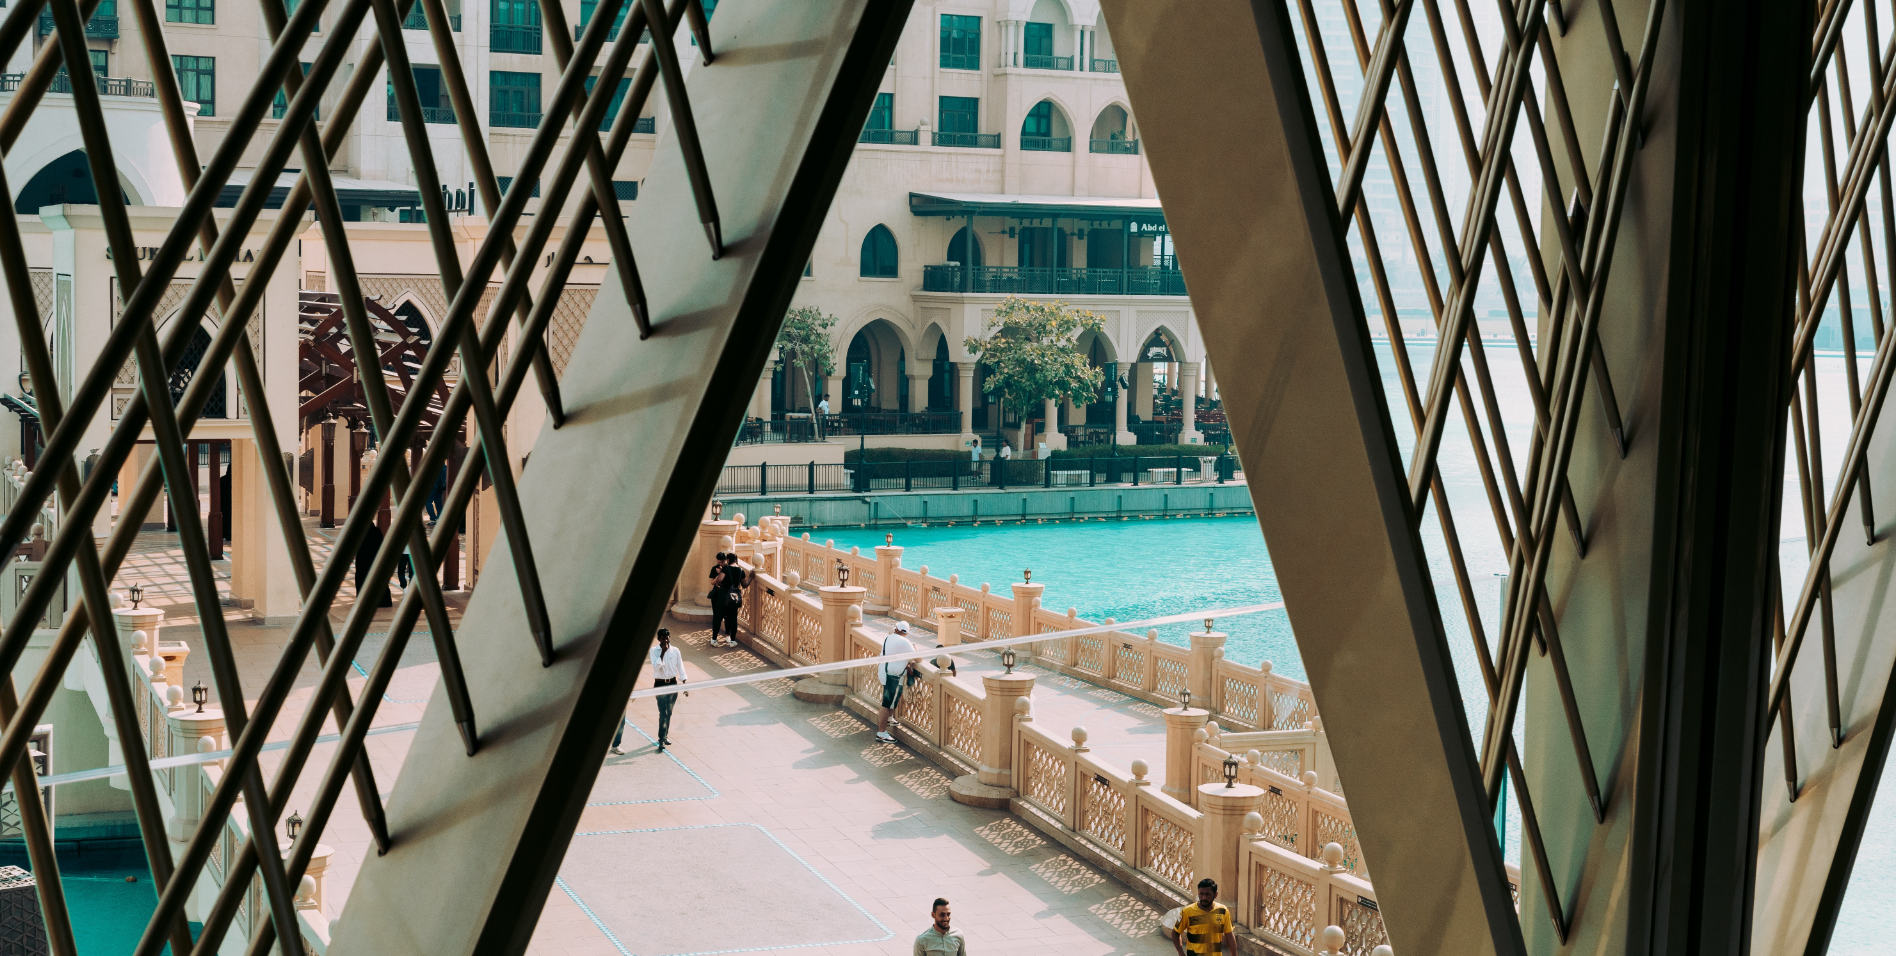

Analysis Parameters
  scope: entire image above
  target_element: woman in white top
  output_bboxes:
[613,628,688,755]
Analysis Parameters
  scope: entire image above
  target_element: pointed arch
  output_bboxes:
[860,224,898,277]
[13,149,135,213]
[947,225,984,268]
[1021,98,1073,151]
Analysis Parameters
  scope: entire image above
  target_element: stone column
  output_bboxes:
[1197,779,1265,912]
[1179,361,1202,444]
[671,518,737,621]
[167,707,225,839]
[1189,627,1228,710]
[952,669,1036,807]
[957,361,977,444]
[825,373,846,416]
[1010,581,1044,639]
[113,605,163,662]
[754,364,774,422]
[1041,397,1067,452]
[869,540,901,612]
[793,585,865,703]
[1114,371,1135,445]
[932,604,963,645]
[1162,704,1210,802]
[908,371,931,413]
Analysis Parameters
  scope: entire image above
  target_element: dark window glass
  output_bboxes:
[491,0,541,53]
[490,70,541,128]
[860,224,898,278]
[272,62,315,120]
[1024,22,1052,57]
[88,50,107,76]
[939,14,979,69]
[172,55,214,116]
[497,176,541,198]
[865,92,893,131]
[938,95,977,135]
[1023,101,1052,138]
[388,65,453,123]
[612,180,638,201]
[584,75,633,133]
[166,0,213,24]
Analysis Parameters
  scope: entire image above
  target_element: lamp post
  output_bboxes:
[128,583,143,609]
[1222,753,1239,788]
[286,809,303,843]
[836,559,849,588]
[711,498,723,519]
[1179,687,1192,712]
[1023,568,1032,583]
[1001,648,1016,675]
[191,680,207,714]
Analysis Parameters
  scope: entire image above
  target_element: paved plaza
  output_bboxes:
[132,523,1183,955]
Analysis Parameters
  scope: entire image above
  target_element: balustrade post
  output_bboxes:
[792,584,864,704]
[963,669,1034,795]
[1311,718,1339,794]
[167,708,225,839]
[1010,580,1043,651]
[1189,626,1228,713]
[931,604,963,645]
[1198,779,1264,915]
[671,516,737,622]
[1144,628,1160,691]
[112,605,164,665]
[1161,704,1210,803]
[869,541,901,612]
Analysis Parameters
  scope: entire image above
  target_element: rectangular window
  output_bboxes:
[490,70,541,128]
[490,0,540,53]
[612,180,637,201]
[577,0,630,41]
[939,14,979,70]
[172,55,213,116]
[938,95,977,134]
[387,64,453,124]
[165,0,213,24]
[1024,22,1051,57]
[865,91,892,131]
[584,75,632,133]
[496,176,541,198]
[88,50,107,76]
[272,62,315,120]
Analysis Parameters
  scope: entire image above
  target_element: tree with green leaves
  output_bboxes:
[964,297,1106,455]
[775,305,837,417]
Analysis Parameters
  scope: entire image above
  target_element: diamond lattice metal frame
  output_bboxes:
[0,0,726,951]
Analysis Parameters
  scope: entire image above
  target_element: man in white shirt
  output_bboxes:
[877,621,915,743]
[615,628,688,755]
[816,394,830,440]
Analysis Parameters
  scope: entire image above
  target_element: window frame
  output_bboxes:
[860,224,899,279]
[489,69,542,129]
[939,14,980,70]
[172,54,214,117]
[164,0,214,25]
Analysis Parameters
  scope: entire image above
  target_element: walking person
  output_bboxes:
[913,898,965,955]
[1170,878,1236,956]
[816,393,830,440]
[709,553,747,647]
[617,628,687,754]
[876,621,916,742]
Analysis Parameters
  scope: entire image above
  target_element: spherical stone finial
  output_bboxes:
[980,582,990,593]
[1205,721,1221,739]
[131,629,148,651]
[1067,607,1077,618]
[1104,617,1116,626]
[1243,811,1264,833]
[949,573,959,585]
[1070,726,1089,747]
[148,657,166,678]
[1321,843,1346,869]
[719,535,736,551]
[800,532,811,541]
[849,545,860,556]
[1146,629,1159,642]
[1260,661,1273,676]
[198,735,219,753]
[1212,647,1224,660]
[1247,749,1262,767]
[1130,759,1149,780]
[1033,597,1042,609]
[1303,771,1320,789]
[732,513,745,527]
[166,684,185,708]
[1193,728,1209,743]
[1371,947,1394,956]
[784,571,801,588]
[919,565,929,576]
[847,606,862,621]
[1318,925,1347,953]
[1014,696,1032,717]
[296,875,318,903]
[112,591,128,610]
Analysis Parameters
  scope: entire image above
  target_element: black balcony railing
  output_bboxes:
[402,6,460,30]
[37,12,117,38]
[490,110,541,129]
[733,411,963,447]
[1023,53,1073,70]
[4,72,155,97]
[1091,58,1119,72]
[716,451,1240,496]
[391,102,457,123]
[922,264,1187,296]
[940,52,981,70]
[859,128,919,145]
[490,23,542,53]
[633,116,655,133]
[1021,135,1071,152]
[934,131,1000,149]
[1090,138,1139,154]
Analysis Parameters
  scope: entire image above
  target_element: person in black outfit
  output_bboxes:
[708,553,747,647]
[353,522,393,608]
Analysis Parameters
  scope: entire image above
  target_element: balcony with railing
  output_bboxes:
[1021,135,1071,152]
[859,128,919,145]
[940,52,981,70]
[1090,138,1139,154]
[921,264,1188,297]
[37,11,117,38]
[1023,53,1073,70]
[934,131,1000,149]
[491,110,541,129]
[491,23,542,53]
[1091,58,1119,72]
[390,102,457,124]
[1,73,154,97]
[633,116,656,134]
[402,5,460,29]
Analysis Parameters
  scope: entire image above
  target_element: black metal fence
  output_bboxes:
[717,453,1240,495]
[734,411,962,445]
[921,264,1188,296]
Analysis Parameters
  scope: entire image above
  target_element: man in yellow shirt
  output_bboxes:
[1172,878,1236,955]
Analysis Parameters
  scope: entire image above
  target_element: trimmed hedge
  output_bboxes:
[1049,443,1229,459]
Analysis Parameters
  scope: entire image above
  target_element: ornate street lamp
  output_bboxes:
[128,583,143,609]
[1204,617,1214,633]
[1222,753,1240,788]
[192,681,208,714]
[1023,568,1032,583]
[885,532,894,546]
[16,370,30,397]
[836,559,849,587]
[285,809,303,843]
[1001,648,1016,675]
[1179,687,1192,711]
[711,498,724,519]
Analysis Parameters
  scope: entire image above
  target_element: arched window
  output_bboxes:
[1090,105,1137,154]
[860,224,899,277]
[948,226,984,268]
[1021,100,1071,152]
[14,150,131,214]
